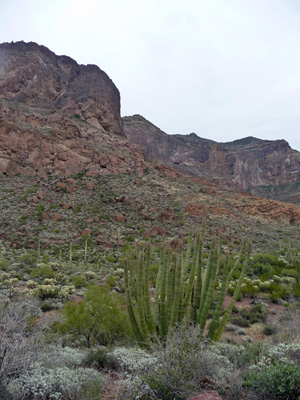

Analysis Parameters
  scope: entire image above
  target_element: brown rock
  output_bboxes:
[161,211,173,222]
[188,391,222,400]
[144,214,154,221]
[152,226,167,236]
[65,178,76,185]
[96,239,114,248]
[199,186,216,195]
[66,185,77,193]
[57,182,67,190]
[63,203,73,210]
[86,170,99,177]
[234,195,300,226]
[52,213,63,221]
[170,238,184,250]
[87,218,94,224]
[31,196,40,203]
[114,214,126,223]
[81,229,91,236]
[41,212,50,220]
[86,182,95,190]
[116,195,126,202]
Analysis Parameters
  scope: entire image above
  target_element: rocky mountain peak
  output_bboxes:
[0,41,123,134]
[0,42,145,177]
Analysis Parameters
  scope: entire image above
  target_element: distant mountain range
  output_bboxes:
[1,41,300,204]
[123,115,300,204]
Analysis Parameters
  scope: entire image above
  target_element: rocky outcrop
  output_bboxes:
[234,194,300,226]
[186,192,300,226]
[123,115,300,204]
[0,42,145,176]
[0,41,122,134]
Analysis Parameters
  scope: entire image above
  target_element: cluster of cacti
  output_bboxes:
[124,228,250,346]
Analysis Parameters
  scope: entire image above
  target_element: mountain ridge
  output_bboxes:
[123,114,300,204]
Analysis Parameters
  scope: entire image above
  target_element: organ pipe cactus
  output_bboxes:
[123,231,249,346]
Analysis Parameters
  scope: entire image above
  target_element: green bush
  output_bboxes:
[83,347,109,370]
[245,360,300,399]
[71,274,88,288]
[263,324,277,336]
[30,264,55,279]
[53,285,132,347]
[41,302,56,312]
[19,253,37,266]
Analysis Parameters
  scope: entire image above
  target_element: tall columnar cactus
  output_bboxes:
[123,231,249,346]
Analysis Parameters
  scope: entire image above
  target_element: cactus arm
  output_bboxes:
[153,253,163,331]
[199,242,219,329]
[170,253,182,327]
[167,253,176,328]
[143,244,156,335]
[160,248,169,336]
[182,230,193,280]
[124,258,144,345]
[182,233,200,315]
[198,236,216,322]
[214,250,249,341]
[137,252,149,340]
[191,238,203,322]
[208,254,230,338]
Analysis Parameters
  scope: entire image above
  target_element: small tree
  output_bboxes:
[54,285,132,347]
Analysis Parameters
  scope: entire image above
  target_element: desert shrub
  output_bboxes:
[244,360,300,399]
[19,253,37,266]
[6,366,105,400]
[108,346,157,375]
[31,263,55,279]
[53,285,132,347]
[0,299,44,397]
[263,323,277,336]
[32,284,59,300]
[58,285,76,300]
[273,311,300,344]
[83,347,110,370]
[38,345,87,368]
[266,343,300,365]
[71,274,88,288]
[231,304,267,327]
[40,302,55,312]
[0,257,10,270]
[144,323,241,400]
[231,316,250,327]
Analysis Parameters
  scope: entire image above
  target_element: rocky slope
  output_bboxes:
[0,41,144,177]
[123,115,300,204]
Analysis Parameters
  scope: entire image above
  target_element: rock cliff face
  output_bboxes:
[123,115,300,204]
[0,42,145,176]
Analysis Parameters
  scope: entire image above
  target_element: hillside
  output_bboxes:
[2,42,300,400]
[123,114,300,204]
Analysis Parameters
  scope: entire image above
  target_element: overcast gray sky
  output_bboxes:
[1,0,300,150]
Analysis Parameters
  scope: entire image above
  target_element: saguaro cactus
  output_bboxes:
[124,231,249,345]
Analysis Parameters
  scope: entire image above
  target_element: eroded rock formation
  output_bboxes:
[124,115,300,204]
[0,41,145,177]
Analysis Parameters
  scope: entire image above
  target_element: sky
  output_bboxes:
[1,0,300,150]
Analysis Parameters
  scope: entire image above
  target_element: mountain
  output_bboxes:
[0,41,144,177]
[123,115,300,204]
